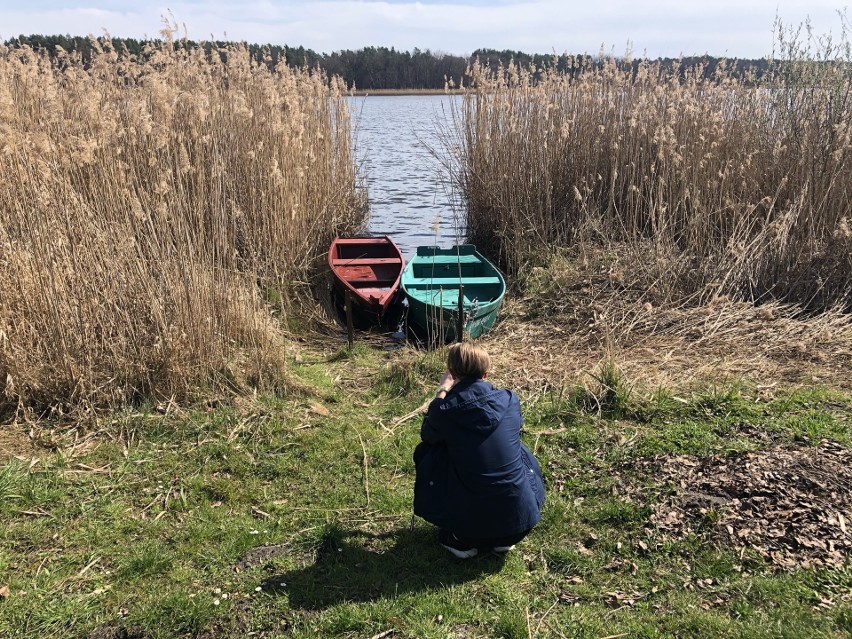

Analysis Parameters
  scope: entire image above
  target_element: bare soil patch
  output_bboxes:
[87,626,146,639]
[235,544,293,572]
[636,440,852,569]
[0,424,35,460]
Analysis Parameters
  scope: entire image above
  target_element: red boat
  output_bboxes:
[328,236,405,321]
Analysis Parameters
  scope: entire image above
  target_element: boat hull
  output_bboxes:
[401,245,505,343]
[328,236,404,324]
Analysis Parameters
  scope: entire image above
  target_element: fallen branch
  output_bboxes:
[392,398,431,426]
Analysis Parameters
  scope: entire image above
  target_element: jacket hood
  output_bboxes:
[436,379,513,434]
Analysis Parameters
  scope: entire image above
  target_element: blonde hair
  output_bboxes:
[447,342,491,380]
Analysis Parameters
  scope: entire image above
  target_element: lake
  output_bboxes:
[348,94,465,258]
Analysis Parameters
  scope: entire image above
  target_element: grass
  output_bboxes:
[1,344,850,638]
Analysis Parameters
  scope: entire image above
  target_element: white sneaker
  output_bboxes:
[439,530,479,559]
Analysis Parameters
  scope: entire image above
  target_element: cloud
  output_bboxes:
[0,0,846,58]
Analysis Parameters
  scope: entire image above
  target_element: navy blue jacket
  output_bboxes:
[413,378,545,538]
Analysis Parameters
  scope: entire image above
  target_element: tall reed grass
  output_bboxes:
[454,19,852,310]
[0,31,365,417]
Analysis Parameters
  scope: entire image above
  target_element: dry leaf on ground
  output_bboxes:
[631,440,852,569]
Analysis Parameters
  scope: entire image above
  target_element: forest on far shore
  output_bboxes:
[5,34,775,90]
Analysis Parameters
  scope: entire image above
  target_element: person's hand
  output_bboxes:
[439,371,455,392]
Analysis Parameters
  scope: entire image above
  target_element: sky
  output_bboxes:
[0,1,849,59]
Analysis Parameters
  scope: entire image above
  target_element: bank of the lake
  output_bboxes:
[351,89,453,96]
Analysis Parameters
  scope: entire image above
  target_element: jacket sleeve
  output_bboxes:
[420,397,448,444]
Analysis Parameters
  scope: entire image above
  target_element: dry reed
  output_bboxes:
[453,18,852,310]
[0,29,365,417]
[486,291,852,398]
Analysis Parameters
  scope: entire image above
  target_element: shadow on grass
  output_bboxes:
[260,526,506,609]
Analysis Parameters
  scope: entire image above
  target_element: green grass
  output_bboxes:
[0,346,850,638]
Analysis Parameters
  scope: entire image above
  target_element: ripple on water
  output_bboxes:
[350,95,466,257]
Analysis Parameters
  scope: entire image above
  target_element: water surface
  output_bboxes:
[348,95,465,257]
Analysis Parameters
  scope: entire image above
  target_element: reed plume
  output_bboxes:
[453,17,852,310]
[0,30,365,417]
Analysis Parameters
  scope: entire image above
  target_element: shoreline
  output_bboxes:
[349,88,458,96]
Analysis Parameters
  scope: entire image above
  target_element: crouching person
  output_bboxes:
[413,341,545,558]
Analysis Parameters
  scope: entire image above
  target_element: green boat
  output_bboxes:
[400,245,506,343]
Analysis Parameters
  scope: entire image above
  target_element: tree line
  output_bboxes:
[5,34,773,90]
